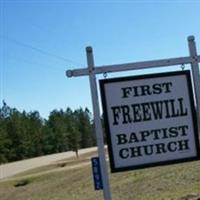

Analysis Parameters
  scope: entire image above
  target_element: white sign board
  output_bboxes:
[100,71,200,172]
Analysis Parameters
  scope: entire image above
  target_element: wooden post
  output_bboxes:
[86,46,112,200]
[188,36,200,138]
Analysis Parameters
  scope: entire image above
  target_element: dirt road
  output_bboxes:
[0,147,97,180]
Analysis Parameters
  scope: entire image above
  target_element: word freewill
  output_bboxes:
[111,98,187,125]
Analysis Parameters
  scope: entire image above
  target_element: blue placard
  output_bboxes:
[91,157,103,190]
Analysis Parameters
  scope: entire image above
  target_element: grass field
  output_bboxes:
[0,150,200,200]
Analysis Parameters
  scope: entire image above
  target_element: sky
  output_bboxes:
[0,0,200,119]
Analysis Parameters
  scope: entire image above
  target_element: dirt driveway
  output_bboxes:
[0,147,97,179]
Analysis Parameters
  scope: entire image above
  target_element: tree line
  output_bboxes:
[0,102,96,164]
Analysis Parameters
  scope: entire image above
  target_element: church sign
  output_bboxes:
[100,70,200,172]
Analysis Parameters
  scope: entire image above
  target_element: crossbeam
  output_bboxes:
[66,55,200,78]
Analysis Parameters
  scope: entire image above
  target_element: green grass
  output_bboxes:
[0,150,200,200]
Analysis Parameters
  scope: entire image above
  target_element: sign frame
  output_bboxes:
[66,36,200,200]
[100,70,200,173]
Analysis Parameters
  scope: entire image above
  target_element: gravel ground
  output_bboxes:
[0,147,97,179]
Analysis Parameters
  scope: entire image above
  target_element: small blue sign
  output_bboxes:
[91,157,103,190]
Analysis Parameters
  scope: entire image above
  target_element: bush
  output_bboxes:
[14,179,30,187]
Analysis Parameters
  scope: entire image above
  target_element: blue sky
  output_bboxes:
[0,0,200,119]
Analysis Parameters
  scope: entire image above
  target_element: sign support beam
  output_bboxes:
[86,47,112,200]
[66,55,200,78]
[188,36,200,139]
